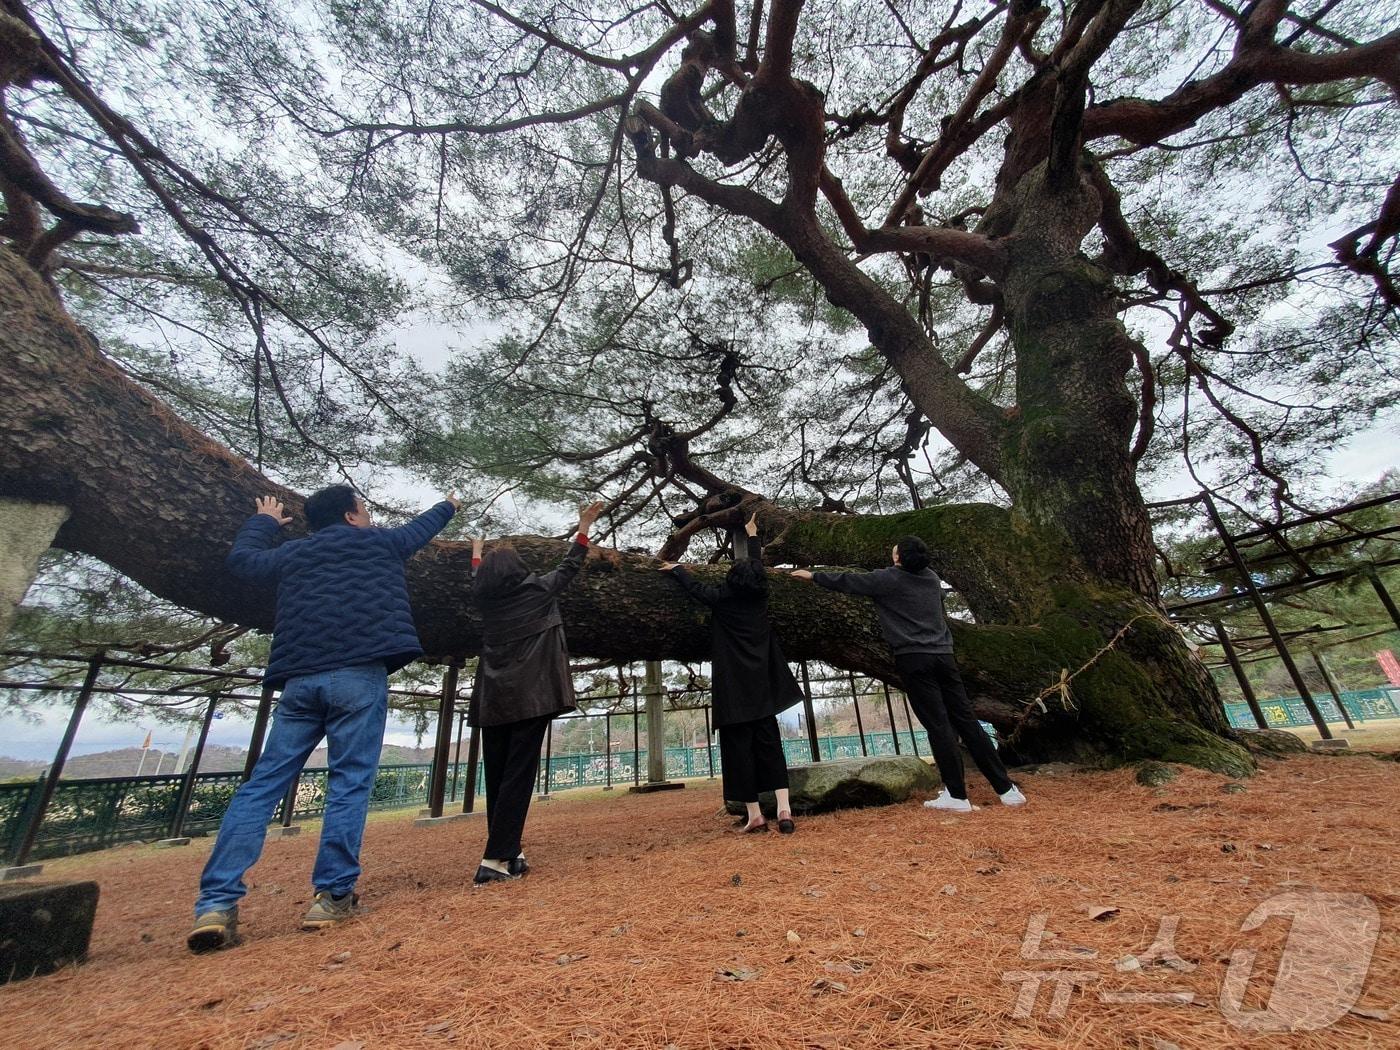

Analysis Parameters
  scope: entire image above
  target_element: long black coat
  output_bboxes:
[468,540,586,728]
[668,537,803,729]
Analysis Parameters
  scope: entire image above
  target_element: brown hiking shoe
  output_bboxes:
[187,906,239,952]
[301,891,361,930]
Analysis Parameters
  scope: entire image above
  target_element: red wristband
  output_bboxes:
[471,556,482,568]
[577,534,590,547]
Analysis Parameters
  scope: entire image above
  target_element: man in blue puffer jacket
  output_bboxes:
[188,485,457,952]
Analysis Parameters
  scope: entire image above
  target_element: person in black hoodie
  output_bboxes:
[468,500,603,883]
[791,535,1025,813]
[660,513,804,833]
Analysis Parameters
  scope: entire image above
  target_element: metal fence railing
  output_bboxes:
[0,724,958,862]
[1223,687,1400,729]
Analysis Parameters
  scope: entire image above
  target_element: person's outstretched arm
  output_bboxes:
[659,562,726,607]
[791,566,889,596]
[381,494,460,559]
[541,501,603,597]
[226,496,293,585]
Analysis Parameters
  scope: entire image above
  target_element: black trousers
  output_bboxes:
[896,652,1013,799]
[480,713,552,861]
[718,715,789,804]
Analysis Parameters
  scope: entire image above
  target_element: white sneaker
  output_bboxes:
[924,789,975,812]
[999,784,1027,806]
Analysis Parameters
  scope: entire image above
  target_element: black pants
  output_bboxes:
[718,715,789,804]
[896,652,1013,799]
[480,713,552,861]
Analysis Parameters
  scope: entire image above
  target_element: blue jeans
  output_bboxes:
[195,662,389,914]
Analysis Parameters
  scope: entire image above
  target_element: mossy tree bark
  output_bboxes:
[0,247,1251,774]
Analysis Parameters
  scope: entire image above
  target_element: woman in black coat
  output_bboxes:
[660,514,803,833]
[468,501,603,883]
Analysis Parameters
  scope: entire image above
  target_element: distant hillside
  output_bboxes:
[0,742,444,781]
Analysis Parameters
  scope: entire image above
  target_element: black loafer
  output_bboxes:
[508,856,530,877]
[777,816,795,834]
[473,864,521,885]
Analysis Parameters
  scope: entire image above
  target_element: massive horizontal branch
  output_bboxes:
[0,249,1247,767]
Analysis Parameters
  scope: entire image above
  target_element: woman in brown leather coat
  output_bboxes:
[468,501,602,883]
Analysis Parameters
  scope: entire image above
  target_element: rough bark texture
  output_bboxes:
[0,248,1250,773]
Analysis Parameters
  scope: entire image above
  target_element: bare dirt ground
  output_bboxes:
[2,753,1398,1050]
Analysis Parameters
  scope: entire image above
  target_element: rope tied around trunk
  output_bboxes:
[1008,612,1161,742]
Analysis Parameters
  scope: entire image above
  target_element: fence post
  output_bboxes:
[243,681,276,781]
[6,650,103,872]
[164,692,220,842]
[1211,618,1269,729]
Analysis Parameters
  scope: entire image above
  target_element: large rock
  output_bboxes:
[724,755,941,817]
[0,880,99,983]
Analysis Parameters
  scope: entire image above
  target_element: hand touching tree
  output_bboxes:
[254,496,291,526]
[578,501,605,536]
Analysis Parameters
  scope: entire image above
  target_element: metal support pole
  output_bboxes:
[644,660,666,784]
[632,673,640,787]
[462,727,480,814]
[704,705,715,778]
[902,694,921,756]
[800,661,821,762]
[604,711,613,790]
[539,720,553,798]
[450,709,466,802]
[1202,492,1332,738]
[883,683,901,755]
[10,651,103,867]
[426,662,461,818]
[1211,619,1269,729]
[279,776,297,827]
[243,681,276,781]
[1366,565,1400,633]
[848,671,868,756]
[1310,648,1357,731]
[168,692,220,840]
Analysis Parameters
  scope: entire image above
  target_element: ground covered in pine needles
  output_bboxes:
[3,752,1399,1049]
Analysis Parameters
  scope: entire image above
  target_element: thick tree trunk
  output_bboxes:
[0,248,1251,774]
[993,163,1161,599]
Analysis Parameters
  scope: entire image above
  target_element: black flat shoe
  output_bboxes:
[508,856,530,877]
[473,864,521,885]
[777,813,795,834]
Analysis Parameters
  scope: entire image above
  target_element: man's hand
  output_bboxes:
[790,569,814,581]
[657,561,678,571]
[743,512,759,538]
[255,496,292,526]
[578,500,605,533]
[445,493,462,511]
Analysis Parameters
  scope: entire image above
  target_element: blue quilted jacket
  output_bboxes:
[227,501,455,686]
